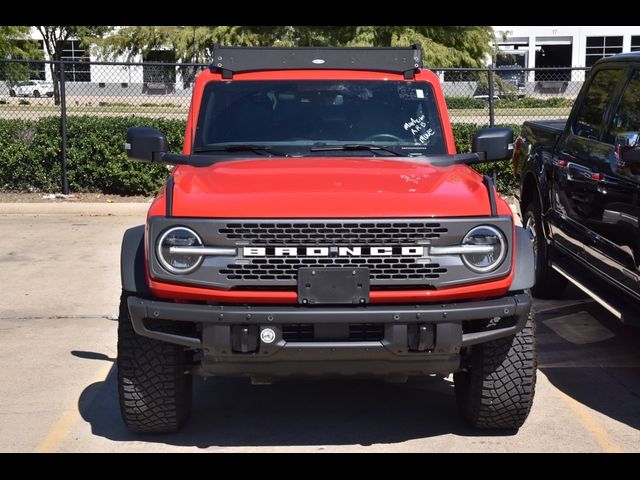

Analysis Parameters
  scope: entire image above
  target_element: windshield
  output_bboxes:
[193,80,446,156]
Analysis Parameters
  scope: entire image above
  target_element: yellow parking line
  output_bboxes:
[34,361,113,453]
[554,388,622,453]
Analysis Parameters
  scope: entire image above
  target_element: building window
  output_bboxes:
[586,36,623,67]
[57,40,90,82]
[142,50,176,94]
[631,36,640,52]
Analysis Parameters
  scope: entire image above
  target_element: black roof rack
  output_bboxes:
[209,45,423,80]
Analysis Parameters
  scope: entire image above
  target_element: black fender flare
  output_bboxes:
[523,140,556,212]
[521,146,554,243]
[120,225,150,295]
[509,226,535,292]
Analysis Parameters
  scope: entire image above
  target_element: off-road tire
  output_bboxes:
[9,89,15,97]
[454,309,537,430]
[33,90,41,98]
[117,292,192,433]
[524,198,567,299]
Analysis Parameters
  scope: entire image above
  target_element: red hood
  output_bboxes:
[169,157,504,218]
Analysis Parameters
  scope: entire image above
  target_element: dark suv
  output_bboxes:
[516,53,640,325]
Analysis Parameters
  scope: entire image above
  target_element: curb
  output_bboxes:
[0,201,522,223]
[0,202,150,216]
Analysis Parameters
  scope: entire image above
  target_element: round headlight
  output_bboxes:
[157,227,203,274]
[461,225,506,273]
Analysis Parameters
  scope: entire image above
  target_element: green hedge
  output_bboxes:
[0,116,185,195]
[495,97,573,109]
[446,96,574,110]
[444,97,488,109]
[452,123,521,195]
[0,116,520,196]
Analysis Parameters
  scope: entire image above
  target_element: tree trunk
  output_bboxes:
[49,62,60,106]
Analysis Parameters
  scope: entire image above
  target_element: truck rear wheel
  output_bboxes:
[454,310,537,430]
[117,292,192,433]
[524,199,567,299]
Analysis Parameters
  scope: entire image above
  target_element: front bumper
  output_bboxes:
[127,293,531,378]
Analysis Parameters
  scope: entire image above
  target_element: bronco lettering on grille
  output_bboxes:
[243,246,425,257]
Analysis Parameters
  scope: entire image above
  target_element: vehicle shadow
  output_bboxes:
[76,284,640,447]
[78,365,510,448]
[535,285,640,431]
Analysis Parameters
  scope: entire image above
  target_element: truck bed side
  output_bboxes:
[521,119,566,147]
[516,119,567,214]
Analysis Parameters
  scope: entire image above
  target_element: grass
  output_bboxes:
[0,104,571,113]
[0,103,187,113]
[0,102,571,123]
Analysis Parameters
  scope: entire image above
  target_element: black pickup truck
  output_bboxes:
[516,52,640,325]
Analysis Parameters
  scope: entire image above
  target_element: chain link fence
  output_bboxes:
[0,59,206,120]
[0,59,590,194]
[434,66,588,125]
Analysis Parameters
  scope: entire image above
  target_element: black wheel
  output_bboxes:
[33,90,41,98]
[454,307,537,430]
[9,89,16,97]
[523,198,567,299]
[117,292,192,433]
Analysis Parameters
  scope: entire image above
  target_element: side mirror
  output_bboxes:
[615,132,640,164]
[472,127,514,161]
[125,127,168,163]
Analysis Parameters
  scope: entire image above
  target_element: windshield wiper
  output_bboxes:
[309,144,405,156]
[194,145,288,157]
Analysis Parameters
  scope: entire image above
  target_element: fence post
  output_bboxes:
[488,64,495,128]
[59,60,69,195]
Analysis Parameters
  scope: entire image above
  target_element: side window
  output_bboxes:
[573,69,625,141]
[606,70,640,144]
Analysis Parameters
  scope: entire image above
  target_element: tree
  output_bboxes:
[228,26,495,66]
[252,26,495,67]
[96,26,265,63]
[0,26,38,58]
[34,26,113,104]
[95,26,266,89]
[0,26,44,87]
[97,26,495,69]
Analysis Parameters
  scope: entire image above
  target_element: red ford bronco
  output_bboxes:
[120,46,536,433]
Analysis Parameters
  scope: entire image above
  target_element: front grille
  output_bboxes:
[282,323,314,342]
[148,216,514,291]
[219,222,448,245]
[349,323,384,341]
[221,258,446,283]
[281,323,384,342]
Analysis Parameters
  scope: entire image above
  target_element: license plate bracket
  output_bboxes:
[297,267,370,305]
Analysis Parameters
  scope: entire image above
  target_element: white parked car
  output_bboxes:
[9,80,54,98]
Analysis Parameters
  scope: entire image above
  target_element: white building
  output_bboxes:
[492,26,640,81]
[15,27,189,96]
[11,26,640,97]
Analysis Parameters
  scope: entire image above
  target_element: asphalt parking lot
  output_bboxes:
[0,203,638,452]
